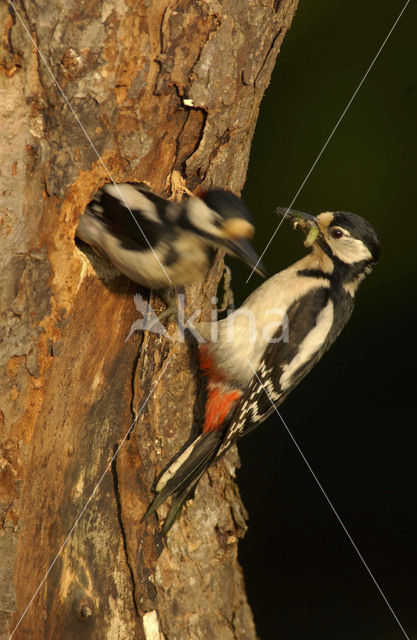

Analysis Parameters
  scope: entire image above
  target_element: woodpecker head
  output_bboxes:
[184,189,266,276]
[277,207,380,287]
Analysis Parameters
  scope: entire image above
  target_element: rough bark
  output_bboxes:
[0,1,298,638]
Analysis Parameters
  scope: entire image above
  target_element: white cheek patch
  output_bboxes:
[331,237,373,264]
[186,198,220,236]
[104,184,160,223]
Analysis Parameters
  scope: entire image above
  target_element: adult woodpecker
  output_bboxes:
[76,183,265,288]
[145,208,380,533]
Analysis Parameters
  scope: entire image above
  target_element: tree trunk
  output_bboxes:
[0,1,298,638]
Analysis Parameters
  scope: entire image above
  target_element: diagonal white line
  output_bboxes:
[8,0,173,287]
[247,360,410,640]
[247,0,410,282]
[8,356,172,640]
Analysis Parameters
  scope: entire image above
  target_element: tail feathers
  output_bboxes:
[143,430,223,533]
[160,475,202,536]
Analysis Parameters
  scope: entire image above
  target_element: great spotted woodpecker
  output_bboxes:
[145,208,380,533]
[76,183,265,289]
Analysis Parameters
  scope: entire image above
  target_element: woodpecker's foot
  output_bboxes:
[217,265,235,312]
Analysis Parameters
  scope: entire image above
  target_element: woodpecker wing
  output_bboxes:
[84,183,181,251]
[217,285,352,455]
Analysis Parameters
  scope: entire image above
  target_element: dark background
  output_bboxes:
[235,1,417,638]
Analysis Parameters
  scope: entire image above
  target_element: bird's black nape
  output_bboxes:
[202,189,254,223]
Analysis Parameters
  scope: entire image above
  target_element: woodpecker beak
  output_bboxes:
[226,237,267,276]
[276,207,321,247]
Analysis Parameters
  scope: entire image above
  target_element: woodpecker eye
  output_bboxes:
[330,227,344,239]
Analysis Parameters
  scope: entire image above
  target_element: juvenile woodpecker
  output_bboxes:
[76,183,265,288]
[145,208,380,533]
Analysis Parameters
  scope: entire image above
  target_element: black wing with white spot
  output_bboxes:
[217,286,337,456]
[87,183,181,251]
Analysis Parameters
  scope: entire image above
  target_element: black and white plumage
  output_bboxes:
[76,183,265,289]
[144,208,380,534]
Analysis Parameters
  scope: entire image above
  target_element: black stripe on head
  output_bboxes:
[297,269,332,280]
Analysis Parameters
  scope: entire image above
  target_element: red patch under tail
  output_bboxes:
[199,345,242,433]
